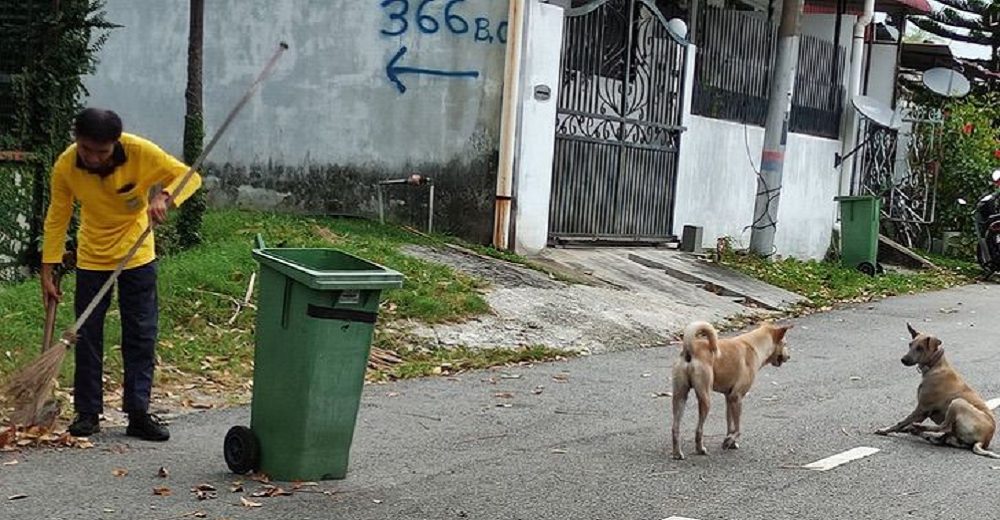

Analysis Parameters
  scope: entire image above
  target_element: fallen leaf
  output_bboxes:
[551,448,567,454]
[849,376,862,381]
[493,392,514,399]
[112,468,128,477]
[552,374,569,382]
[373,499,384,504]
[193,513,207,518]
[641,373,652,378]
[292,481,318,490]
[2,460,18,466]
[193,483,217,492]
[495,403,513,408]
[250,472,271,483]
[386,392,400,398]
[240,497,263,508]
[532,386,545,395]
[251,485,292,497]
[157,466,169,478]
[230,482,244,493]
[7,494,28,500]
[499,373,521,379]
[103,508,114,513]
[152,487,172,496]
[652,392,672,398]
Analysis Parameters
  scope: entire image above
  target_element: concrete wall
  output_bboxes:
[674,115,841,260]
[864,43,898,107]
[84,0,511,242]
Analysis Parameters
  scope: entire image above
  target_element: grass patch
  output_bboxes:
[0,210,493,390]
[719,249,976,309]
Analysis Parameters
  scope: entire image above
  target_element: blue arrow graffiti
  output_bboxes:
[385,46,480,94]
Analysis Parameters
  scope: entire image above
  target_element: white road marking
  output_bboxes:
[802,446,880,471]
[985,397,1000,410]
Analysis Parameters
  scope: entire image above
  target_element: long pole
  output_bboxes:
[749,0,804,255]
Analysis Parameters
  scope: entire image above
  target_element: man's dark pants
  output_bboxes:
[74,261,158,416]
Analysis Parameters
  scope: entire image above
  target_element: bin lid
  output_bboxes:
[252,248,404,291]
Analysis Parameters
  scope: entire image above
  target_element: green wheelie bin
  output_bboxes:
[835,195,883,276]
[224,247,403,481]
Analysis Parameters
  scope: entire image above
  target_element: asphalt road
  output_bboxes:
[2,283,1000,520]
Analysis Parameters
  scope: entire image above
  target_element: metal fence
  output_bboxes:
[692,7,846,139]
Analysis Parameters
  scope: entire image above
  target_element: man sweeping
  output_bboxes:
[40,108,202,441]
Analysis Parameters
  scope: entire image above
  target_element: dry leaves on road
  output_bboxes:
[240,497,263,508]
[0,426,95,451]
[152,487,172,496]
[112,468,128,477]
[192,483,218,501]
[157,466,169,478]
[250,485,292,498]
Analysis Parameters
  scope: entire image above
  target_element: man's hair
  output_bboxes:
[73,108,123,143]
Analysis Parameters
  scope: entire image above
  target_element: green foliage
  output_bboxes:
[910,92,1000,259]
[718,243,974,309]
[0,0,116,273]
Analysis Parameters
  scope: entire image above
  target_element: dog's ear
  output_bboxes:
[773,323,793,341]
[906,322,919,339]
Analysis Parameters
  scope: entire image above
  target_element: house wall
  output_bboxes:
[864,43,898,107]
[673,115,841,259]
[83,0,511,242]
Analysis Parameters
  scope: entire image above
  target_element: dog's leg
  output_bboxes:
[919,430,949,445]
[875,407,928,436]
[671,385,690,460]
[694,385,711,456]
[722,394,742,450]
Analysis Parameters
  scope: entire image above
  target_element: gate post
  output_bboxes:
[513,0,566,256]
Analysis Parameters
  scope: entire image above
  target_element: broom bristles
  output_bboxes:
[1,341,71,427]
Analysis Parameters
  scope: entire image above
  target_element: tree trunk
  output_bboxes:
[179,0,206,248]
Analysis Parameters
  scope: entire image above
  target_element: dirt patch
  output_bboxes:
[403,245,562,289]
[401,246,761,354]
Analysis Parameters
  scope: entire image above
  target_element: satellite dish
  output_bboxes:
[852,95,902,130]
[922,68,971,98]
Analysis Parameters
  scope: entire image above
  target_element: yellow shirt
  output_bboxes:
[42,133,203,271]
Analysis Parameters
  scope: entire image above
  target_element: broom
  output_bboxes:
[1,42,289,426]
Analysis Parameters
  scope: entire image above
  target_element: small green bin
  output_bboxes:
[224,248,403,481]
[835,195,881,275]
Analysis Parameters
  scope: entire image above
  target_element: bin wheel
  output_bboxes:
[224,426,260,475]
[857,262,877,276]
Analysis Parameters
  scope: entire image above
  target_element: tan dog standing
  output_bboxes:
[670,320,792,460]
[875,324,1000,458]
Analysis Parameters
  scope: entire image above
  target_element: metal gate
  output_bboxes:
[548,0,687,243]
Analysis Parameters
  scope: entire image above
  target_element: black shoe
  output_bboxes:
[126,413,170,442]
[68,414,101,437]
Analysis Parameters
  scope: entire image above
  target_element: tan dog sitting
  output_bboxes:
[670,320,792,460]
[875,324,1000,458]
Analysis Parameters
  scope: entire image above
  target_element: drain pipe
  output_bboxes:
[493,0,526,250]
[838,0,875,195]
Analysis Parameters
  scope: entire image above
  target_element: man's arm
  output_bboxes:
[41,163,74,304]
[144,140,202,208]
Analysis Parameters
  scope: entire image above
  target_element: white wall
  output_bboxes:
[513,1,564,256]
[85,0,510,167]
[865,43,898,107]
[674,115,841,260]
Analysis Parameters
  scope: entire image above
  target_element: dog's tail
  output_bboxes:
[972,442,1000,459]
[681,321,718,362]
